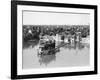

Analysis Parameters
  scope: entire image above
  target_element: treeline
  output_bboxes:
[23,25,90,41]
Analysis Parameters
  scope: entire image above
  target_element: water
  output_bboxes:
[22,39,90,69]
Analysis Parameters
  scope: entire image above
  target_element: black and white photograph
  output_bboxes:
[22,11,90,69]
[11,1,97,79]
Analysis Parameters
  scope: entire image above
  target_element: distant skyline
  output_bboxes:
[23,11,90,25]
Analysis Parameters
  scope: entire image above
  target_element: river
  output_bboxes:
[22,38,90,69]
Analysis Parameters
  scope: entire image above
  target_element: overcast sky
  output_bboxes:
[23,11,90,25]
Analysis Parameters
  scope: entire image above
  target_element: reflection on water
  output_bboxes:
[38,54,56,66]
[23,39,39,49]
[23,40,90,69]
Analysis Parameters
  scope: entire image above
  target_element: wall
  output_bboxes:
[0,0,99,80]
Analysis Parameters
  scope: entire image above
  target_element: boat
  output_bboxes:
[37,35,56,55]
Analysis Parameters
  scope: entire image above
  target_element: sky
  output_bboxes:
[23,11,90,25]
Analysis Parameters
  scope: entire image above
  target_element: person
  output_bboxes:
[68,35,71,44]
[61,35,65,42]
